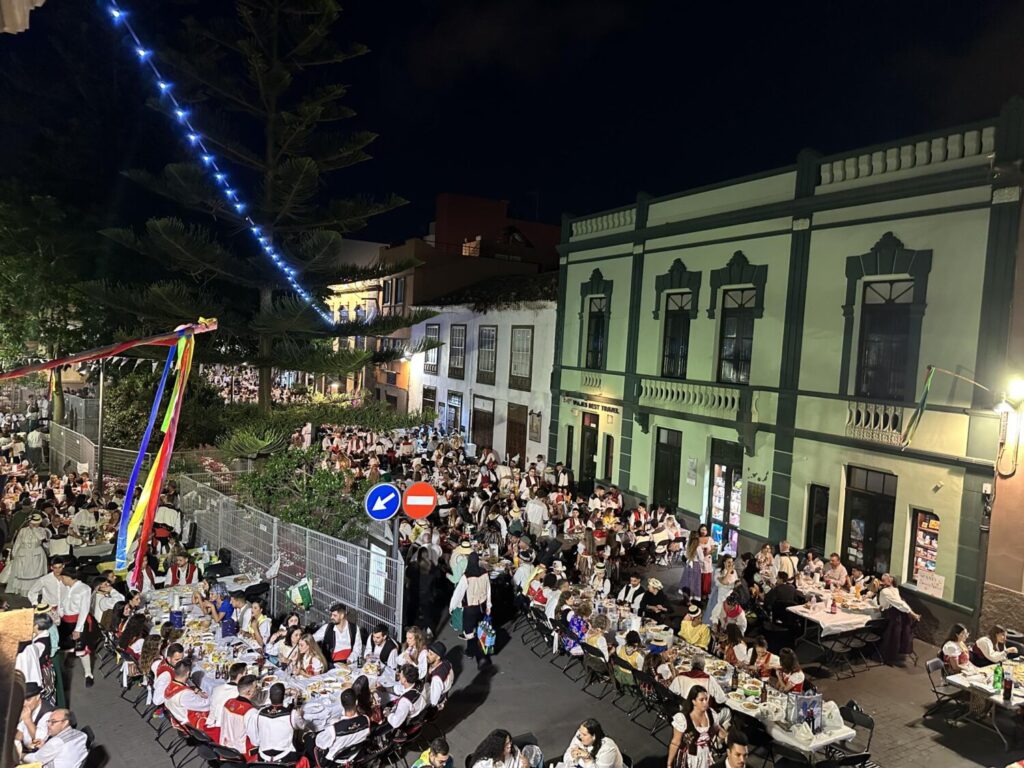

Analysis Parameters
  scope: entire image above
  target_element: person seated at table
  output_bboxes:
[750,636,779,680]
[400,626,430,679]
[468,728,529,768]
[763,572,804,616]
[240,597,271,646]
[639,578,671,621]
[313,602,364,666]
[710,591,747,636]
[801,551,824,579]
[208,663,248,730]
[266,612,302,655]
[615,630,646,669]
[165,552,199,587]
[364,623,401,671]
[218,675,260,758]
[426,642,455,709]
[940,623,978,674]
[848,566,874,596]
[411,737,454,768]
[561,718,623,768]
[164,660,217,736]
[313,687,371,763]
[16,682,53,753]
[667,686,724,768]
[584,615,611,661]
[252,683,302,764]
[719,623,749,668]
[773,647,805,693]
[195,584,233,623]
[823,553,849,589]
[668,653,729,712]
[589,562,612,599]
[677,604,712,650]
[970,624,1020,667]
[229,591,253,630]
[292,633,330,677]
[383,664,427,731]
[352,674,383,725]
[18,707,88,768]
[615,574,645,614]
[69,504,98,540]
[91,578,122,623]
[713,730,749,768]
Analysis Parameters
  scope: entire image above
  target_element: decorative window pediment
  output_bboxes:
[707,251,767,319]
[653,259,702,319]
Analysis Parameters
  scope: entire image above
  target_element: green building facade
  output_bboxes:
[550,101,1024,617]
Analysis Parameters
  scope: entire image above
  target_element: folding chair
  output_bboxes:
[609,655,642,716]
[924,657,967,718]
[578,644,613,699]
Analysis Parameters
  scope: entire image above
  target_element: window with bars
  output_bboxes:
[448,324,466,379]
[717,288,757,385]
[477,326,497,385]
[394,276,406,306]
[422,386,436,413]
[661,292,692,379]
[585,296,608,370]
[509,326,534,390]
[856,279,913,401]
[424,324,440,374]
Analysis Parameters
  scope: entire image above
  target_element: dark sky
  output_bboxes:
[5,1,1024,245]
[340,0,1024,240]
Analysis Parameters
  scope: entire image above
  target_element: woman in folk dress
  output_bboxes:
[6,512,50,596]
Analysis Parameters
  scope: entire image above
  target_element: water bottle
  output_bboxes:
[993,662,1004,692]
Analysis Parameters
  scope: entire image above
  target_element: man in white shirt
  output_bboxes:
[16,683,53,752]
[670,654,729,710]
[425,643,454,709]
[218,676,260,757]
[255,684,303,763]
[58,567,98,687]
[90,580,122,622]
[29,557,67,614]
[207,663,247,728]
[313,603,364,666]
[153,501,181,534]
[363,625,400,671]
[314,688,370,762]
[20,708,87,768]
[773,541,799,581]
[616,575,645,613]
[878,573,920,619]
[823,553,850,588]
[384,665,426,730]
[524,493,549,539]
[163,662,213,734]
[877,573,920,665]
[151,643,186,707]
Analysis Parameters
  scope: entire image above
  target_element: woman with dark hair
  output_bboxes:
[940,623,975,674]
[449,553,492,668]
[562,719,622,768]
[118,614,150,655]
[774,647,805,693]
[720,623,749,668]
[351,674,382,724]
[469,729,526,768]
[677,532,702,600]
[971,624,1020,666]
[667,686,723,768]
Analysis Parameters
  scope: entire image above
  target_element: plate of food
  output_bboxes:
[742,701,760,712]
[727,691,745,702]
[362,661,382,676]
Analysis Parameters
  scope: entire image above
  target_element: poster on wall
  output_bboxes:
[687,457,698,486]
[368,543,388,604]
[916,571,944,598]
[746,482,766,517]
[528,411,542,443]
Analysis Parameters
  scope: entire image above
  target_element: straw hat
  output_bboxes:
[647,577,663,591]
[686,603,702,618]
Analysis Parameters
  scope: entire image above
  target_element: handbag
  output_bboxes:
[449,607,464,634]
[476,616,496,656]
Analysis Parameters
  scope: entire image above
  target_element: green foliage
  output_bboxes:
[103,368,225,451]
[218,426,290,460]
[234,448,368,541]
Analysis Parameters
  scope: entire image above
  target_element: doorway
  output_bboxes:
[806,484,829,555]
[445,391,463,434]
[506,403,528,468]
[471,396,494,450]
[842,466,897,575]
[709,439,743,556]
[652,427,682,510]
[564,425,575,468]
[579,412,599,495]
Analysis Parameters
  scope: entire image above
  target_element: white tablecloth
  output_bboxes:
[787,604,873,637]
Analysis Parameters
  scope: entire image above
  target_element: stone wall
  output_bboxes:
[980,581,1024,634]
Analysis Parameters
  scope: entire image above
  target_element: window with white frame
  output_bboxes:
[510,326,534,390]
[477,326,497,385]
[424,324,440,374]
[449,324,466,379]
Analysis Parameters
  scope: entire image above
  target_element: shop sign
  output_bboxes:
[562,396,619,414]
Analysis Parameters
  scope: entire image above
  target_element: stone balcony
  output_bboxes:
[845,400,906,447]
[637,377,744,420]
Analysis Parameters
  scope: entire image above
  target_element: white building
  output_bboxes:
[407,273,557,466]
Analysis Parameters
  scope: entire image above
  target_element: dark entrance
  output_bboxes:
[806,484,830,555]
[506,403,528,468]
[579,412,599,495]
[842,466,897,575]
[652,427,682,510]
[709,439,743,556]
[471,397,494,451]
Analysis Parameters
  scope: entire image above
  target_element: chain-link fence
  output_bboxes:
[178,475,404,639]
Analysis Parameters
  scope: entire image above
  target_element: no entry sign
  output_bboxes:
[402,481,438,519]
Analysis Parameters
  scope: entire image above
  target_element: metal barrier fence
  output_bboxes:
[178,475,404,640]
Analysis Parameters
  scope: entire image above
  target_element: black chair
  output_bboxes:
[839,703,874,752]
[609,655,643,716]
[579,643,613,699]
[855,619,886,667]
[243,582,270,601]
[821,632,857,680]
[552,619,585,680]
[924,657,967,718]
[817,753,872,768]
[734,714,775,765]
[630,669,669,732]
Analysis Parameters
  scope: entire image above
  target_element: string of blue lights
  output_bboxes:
[105,1,334,324]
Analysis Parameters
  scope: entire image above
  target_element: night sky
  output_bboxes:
[6,1,1024,244]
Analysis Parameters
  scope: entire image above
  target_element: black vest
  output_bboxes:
[259,704,293,720]
[319,621,359,660]
[428,661,453,706]
[333,713,370,737]
[366,636,398,668]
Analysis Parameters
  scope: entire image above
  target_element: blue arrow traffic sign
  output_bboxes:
[364,482,401,521]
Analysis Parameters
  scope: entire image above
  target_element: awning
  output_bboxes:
[0,0,46,34]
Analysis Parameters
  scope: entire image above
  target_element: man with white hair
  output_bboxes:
[773,541,798,581]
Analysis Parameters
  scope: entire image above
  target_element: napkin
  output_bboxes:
[793,722,814,744]
[822,701,844,729]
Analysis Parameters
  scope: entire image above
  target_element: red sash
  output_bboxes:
[527,584,547,604]
[724,603,743,620]
[331,648,352,662]
[166,681,215,734]
[156,661,175,681]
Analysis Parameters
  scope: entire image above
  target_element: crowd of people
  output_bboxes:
[204,366,307,404]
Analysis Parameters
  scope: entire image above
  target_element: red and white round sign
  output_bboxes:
[402,481,438,519]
